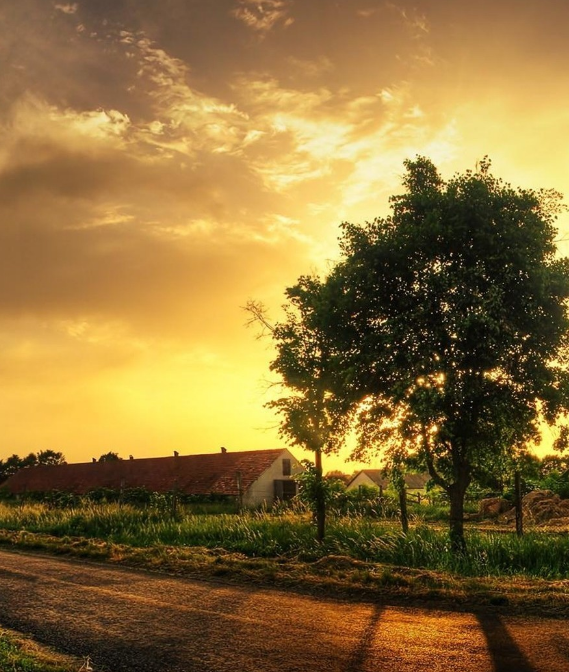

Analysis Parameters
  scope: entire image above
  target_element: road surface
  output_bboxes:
[0,549,567,672]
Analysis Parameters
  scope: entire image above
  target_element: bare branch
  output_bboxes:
[242,299,275,338]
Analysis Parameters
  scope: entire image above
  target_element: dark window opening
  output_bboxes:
[282,458,291,476]
[274,479,297,501]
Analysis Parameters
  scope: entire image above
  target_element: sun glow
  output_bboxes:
[0,1,568,470]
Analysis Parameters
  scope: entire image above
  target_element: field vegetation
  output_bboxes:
[0,626,81,672]
[1,456,568,614]
[0,493,568,581]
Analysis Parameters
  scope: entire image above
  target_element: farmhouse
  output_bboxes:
[347,470,429,494]
[0,448,302,507]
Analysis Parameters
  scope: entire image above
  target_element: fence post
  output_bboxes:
[398,486,409,534]
[515,470,523,537]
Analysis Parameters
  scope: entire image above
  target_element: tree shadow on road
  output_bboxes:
[476,611,535,672]
[345,604,384,672]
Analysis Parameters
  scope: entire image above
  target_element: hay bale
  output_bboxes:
[479,497,510,518]
[523,489,554,505]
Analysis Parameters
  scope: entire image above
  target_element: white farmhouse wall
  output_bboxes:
[347,472,379,490]
[243,448,302,507]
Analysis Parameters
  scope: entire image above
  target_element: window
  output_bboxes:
[282,458,291,476]
[274,479,297,501]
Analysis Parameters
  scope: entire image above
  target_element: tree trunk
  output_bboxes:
[448,483,466,553]
[314,449,326,542]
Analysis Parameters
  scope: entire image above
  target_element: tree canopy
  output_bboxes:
[286,156,569,548]
[98,452,121,462]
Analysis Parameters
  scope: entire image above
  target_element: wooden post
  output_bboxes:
[171,477,179,518]
[236,471,243,513]
[314,449,325,542]
[399,486,409,534]
[515,470,523,537]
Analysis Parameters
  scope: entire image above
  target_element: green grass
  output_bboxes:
[0,628,79,672]
[1,502,568,579]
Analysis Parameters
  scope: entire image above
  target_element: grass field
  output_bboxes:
[0,501,568,580]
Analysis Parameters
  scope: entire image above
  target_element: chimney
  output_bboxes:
[173,451,179,457]
[221,446,227,454]
[129,455,133,460]
[92,458,96,463]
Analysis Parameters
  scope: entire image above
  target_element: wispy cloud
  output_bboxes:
[286,56,334,78]
[113,31,252,157]
[386,3,429,36]
[54,3,78,14]
[357,8,380,19]
[232,0,294,34]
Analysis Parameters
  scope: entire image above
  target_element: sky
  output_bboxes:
[1,0,569,473]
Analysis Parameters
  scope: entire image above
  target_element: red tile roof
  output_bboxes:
[1,449,288,496]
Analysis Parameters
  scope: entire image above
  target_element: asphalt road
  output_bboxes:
[0,549,567,672]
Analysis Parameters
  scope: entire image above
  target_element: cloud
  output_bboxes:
[232,0,294,34]
[111,32,254,158]
[286,56,334,78]
[54,3,78,14]
[0,7,462,372]
[386,3,429,36]
[357,8,380,19]
[7,0,567,464]
[0,94,311,352]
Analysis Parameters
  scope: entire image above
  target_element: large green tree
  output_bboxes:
[322,157,569,549]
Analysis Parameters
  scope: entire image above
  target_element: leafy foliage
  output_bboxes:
[98,451,121,462]
[295,460,344,510]
[258,277,352,454]
[246,280,353,540]
[322,157,569,548]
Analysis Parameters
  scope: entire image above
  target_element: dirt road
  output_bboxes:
[0,548,567,672]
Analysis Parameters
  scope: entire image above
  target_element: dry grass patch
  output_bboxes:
[0,626,82,672]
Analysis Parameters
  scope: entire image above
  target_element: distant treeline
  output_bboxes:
[0,450,123,483]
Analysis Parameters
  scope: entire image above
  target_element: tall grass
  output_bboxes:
[0,502,567,579]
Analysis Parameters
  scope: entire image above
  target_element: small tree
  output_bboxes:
[36,450,66,466]
[98,452,121,462]
[245,278,350,541]
[323,157,569,551]
[0,455,24,482]
[0,451,66,482]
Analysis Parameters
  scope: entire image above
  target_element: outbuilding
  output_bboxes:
[347,469,429,494]
[0,448,302,507]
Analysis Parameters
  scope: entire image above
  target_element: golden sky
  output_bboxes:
[1,0,569,472]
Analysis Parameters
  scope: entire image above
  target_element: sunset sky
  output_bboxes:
[1,0,569,472]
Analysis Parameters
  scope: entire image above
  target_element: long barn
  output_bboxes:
[0,448,302,507]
